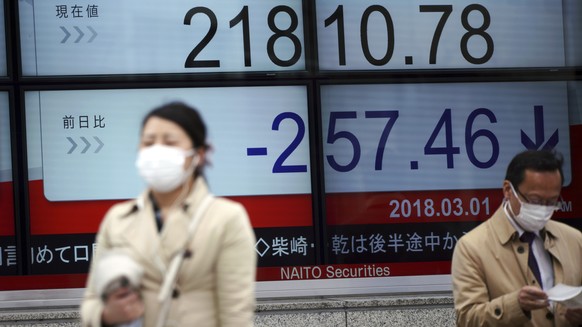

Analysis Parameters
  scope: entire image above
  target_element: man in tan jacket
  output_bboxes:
[452,150,582,326]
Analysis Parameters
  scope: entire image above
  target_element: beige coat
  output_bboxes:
[81,178,257,327]
[452,206,582,327]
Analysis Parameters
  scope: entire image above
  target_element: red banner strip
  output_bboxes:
[0,181,14,236]
[0,261,451,290]
[28,180,313,235]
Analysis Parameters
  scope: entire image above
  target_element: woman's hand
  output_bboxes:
[101,287,144,325]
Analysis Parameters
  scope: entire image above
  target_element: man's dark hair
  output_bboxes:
[505,150,564,187]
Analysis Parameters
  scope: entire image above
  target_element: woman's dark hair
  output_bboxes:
[142,102,209,177]
[505,150,564,187]
[142,101,208,150]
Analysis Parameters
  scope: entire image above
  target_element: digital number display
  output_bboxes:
[321,82,571,193]
[388,196,491,219]
[316,0,581,70]
[25,86,311,200]
[17,0,582,76]
[23,86,315,275]
[321,81,581,269]
[6,0,582,291]
[19,0,306,76]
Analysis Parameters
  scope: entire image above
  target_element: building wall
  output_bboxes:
[0,293,455,327]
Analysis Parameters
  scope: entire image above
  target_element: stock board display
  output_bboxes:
[1,0,580,292]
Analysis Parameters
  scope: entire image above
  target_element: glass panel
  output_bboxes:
[321,81,577,280]
[316,0,582,71]
[19,0,306,76]
[25,86,314,282]
[0,92,16,275]
[0,0,6,76]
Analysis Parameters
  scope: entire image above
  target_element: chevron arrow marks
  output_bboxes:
[60,26,98,43]
[66,136,104,154]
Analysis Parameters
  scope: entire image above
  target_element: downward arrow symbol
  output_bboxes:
[520,105,559,150]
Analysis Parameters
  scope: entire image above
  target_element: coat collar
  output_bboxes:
[490,204,559,248]
[489,205,517,245]
[134,177,211,213]
[118,177,213,274]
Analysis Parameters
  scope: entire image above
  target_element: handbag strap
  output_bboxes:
[156,194,214,327]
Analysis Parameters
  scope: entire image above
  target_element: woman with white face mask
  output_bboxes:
[81,102,257,327]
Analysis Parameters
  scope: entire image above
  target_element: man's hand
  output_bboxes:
[518,286,549,312]
[101,287,144,325]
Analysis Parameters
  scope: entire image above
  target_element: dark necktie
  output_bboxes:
[520,232,543,288]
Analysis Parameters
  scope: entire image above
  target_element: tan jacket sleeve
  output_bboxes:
[452,236,530,327]
[80,211,113,327]
[215,202,257,327]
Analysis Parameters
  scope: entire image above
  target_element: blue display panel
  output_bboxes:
[24,86,315,277]
[26,86,311,201]
[4,0,581,296]
[321,82,571,193]
[19,0,306,76]
[18,0,582,76]
[316,0,582,70]
[320,81,580,279]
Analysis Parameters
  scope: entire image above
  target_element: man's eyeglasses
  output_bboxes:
[513,184,561,207]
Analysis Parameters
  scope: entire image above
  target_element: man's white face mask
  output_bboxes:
[135,144,198,193]
[505,183,558,232]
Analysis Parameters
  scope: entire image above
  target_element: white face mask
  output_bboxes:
[135,144,197,193]
[505,183,558,232]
